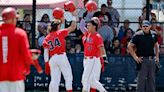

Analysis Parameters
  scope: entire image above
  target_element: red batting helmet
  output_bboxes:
[85,1,97,12]
[52,8,64,19]
[1,7,19,20]
[64,1,76,12]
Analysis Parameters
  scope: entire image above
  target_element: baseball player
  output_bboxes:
[80,16,108,92]
[80,1,107,92]
[43,4,76,92]
[0,7,42,92]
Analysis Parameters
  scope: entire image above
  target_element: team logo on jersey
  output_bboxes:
[86,37,93,43]
[88,46,92,51]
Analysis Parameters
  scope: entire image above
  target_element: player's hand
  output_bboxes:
[30,49,41,60]
[134,56,143,64]
[155,57,159,62]
[45,62,50,75]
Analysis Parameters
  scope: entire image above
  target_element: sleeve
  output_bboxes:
[19,30,34,65]
[44,48,49,62]
[61,29,69,37]
[95,34,104,48]
[129,34,137,45]
[42,37,50,49]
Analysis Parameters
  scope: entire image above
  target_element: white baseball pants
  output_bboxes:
[49,53,73,92]
[82,57,106,92]
[0,80,24,92]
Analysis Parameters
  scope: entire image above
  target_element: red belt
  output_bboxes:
[56,52,65,55]
[84,56,99,59]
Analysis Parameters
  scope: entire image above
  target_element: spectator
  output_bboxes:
[138,6,155,26]
[108,37,121,55]
[69,47,76,54]
[37,14,50,38]
[93,4,112,27]
[37,23,48,54]
[98,22,114,50]
[106,0,120,28]
[151,19,163,45]
[118,19,131,40]
[75,44,82,53]
[22,14,32,39]
[121,28,134,55]
[40,13,50,23]
[67,28,83,46]
[66,39,74,53]
[138,6,147,23]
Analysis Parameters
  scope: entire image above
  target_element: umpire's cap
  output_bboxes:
[1,7,19,20]
[142,20,151,26]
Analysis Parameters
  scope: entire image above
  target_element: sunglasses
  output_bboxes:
[142,26,148,27]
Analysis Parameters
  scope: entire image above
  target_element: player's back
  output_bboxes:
[43,29,69,57]
[0,24,29,81]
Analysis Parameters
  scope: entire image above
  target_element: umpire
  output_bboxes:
[128,20,159,92]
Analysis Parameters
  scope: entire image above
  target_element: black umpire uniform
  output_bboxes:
[128,20,159,92]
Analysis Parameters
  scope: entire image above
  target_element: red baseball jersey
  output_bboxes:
[43,29,68,57]
[82,31,104,57]
[0,24,33,81]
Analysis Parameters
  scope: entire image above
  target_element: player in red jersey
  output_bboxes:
[43,7,76,92]
[0,7,42,92]
[80,17,108,92]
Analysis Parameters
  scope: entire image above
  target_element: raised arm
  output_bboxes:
[64,1,77,34]
[79,19,87,34]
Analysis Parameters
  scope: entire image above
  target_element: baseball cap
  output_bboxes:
[142,20,151,26]
[1,7,19,20]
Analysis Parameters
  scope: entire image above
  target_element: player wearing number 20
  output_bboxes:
[0,7,42,92]
[43,7,76,92]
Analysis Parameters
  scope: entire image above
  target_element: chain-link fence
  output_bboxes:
[0,0,164,53]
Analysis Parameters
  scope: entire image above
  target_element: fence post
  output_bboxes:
[32,0,36,48]
[146,0,150,20]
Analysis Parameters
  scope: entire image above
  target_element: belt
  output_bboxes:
[141,56,154,60]
[56,52,65,55]
[84,56,98,59]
